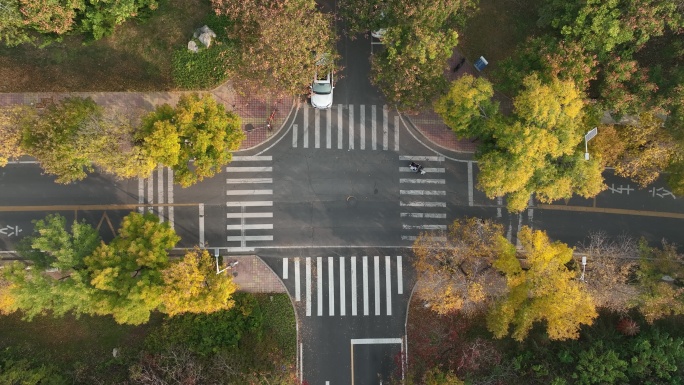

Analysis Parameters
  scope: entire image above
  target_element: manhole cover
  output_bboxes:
[245,123,255,132]
[346,196,357,207]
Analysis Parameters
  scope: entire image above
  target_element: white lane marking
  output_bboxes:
[400,190,446,196]
[397,256,403,294]
[528,194,534,222]
[351,338,403,345]
[374,256,380,316]
[402,224,447,230]
[231,156,272,161]
[168,168,174,229]
[337,104,343,149]
[400,212,447,218]
[224,247,255,252]
[315,108,320,149]
[292,123,298,147]
[399,167,445,173]
[402,235,447,241]
[371,105,377,150]
[226,224,273,230]
[507,223,513,242]
[326,108,332,149]
[283,258,288,280]
[198,203,205,247]
[226,178,273,184]
[400,201,447,207]
[305,258,310,313]
[317,257,323,316]
[299,342,303,384]
[351,256,357,316]
[468,161,474,206]
[226,235,273,241]
[399,179,445,184]
[156,167,163,211]
[294,258,300,300]
[385,256,392,315]
[348,104,354,150]
[399,155,445,161]
[360,105,366,150]
[137,178,144,213]
[225,166,272,172]
[226,212,273,218]
[226,189,273,195]
[383,105,389,150]
[362,256,369,316]
[394,115,399,151]
[340,257,346,316]
[147,174,154,213]
[303,106,309,148]
[226,201,273,207]
[328,257,334,316]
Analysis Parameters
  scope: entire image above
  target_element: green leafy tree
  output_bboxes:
[211,0,336,95]
[160,249,238,317]
[487,227,597,341]
[85,212,180,325]
[572,342,628,385]
[635,241,684,323]
[19,214,101,271]
[627,330,684,382]
[0,357,67,385]
[368,0,473,110]
[412,218,505,315]
[137,93,244,187]
[0,105,26,166]
[20,97,102,184]
[1,0,159,46]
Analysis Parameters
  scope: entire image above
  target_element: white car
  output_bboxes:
[311,56,334,109]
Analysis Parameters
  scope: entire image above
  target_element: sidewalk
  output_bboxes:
[223,255,286,293]
[403,49,486,154]
[0,82,292,151]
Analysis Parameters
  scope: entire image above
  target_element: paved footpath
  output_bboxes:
[0,82,292,151]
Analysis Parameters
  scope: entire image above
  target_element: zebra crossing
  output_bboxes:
[292,104,400,151]
[399,155,448,242]
[138,165,175,228]
[225,156,274,251]
[282,255,404,317]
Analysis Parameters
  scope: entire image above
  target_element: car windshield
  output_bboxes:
[312,82,332,94]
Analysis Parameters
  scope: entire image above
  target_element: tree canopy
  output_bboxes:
[138,93,244,187]
[0,0,159,46]
[436,73,605,212]
[487,227,598,341]
[211,0,336,95]
[160,249,238,316]
[412,218,505,315]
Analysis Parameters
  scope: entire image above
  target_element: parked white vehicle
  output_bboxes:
[311,54,334,109]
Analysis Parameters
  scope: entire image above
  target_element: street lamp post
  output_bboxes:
[584,127,598,160]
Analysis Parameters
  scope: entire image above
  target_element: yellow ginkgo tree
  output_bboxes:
[486,227,598,341]
[160,249,238,317]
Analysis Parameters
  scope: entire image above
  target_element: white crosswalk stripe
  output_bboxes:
[294,104,401,151]
[225,156,274,251]
[282,255,405,317]
[399,155,448,241]
[138,166,175,228]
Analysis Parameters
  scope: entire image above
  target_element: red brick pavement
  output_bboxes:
[225,255,286,293]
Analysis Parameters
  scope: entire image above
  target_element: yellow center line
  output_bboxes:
[0,203,200,212]
[536,204,684,219]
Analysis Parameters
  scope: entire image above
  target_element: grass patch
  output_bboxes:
[0,0,213,92]
[172,13,236,90]
[458,0,544,81]
[257,293,297,360]
[0,312,162,382]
